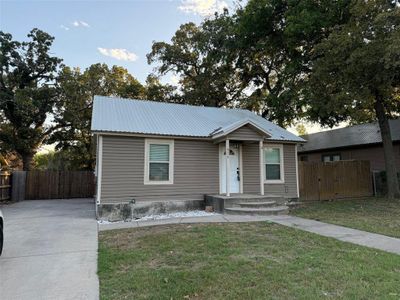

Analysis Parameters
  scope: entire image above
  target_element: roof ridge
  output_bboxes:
[94,95,251,113]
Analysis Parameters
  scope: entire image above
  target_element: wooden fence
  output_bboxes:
[299,160,373,201]
[0,172,11,201]
[24,171,95,200]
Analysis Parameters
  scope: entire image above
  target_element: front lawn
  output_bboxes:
[99,222,400,300]
[292,197,400,238]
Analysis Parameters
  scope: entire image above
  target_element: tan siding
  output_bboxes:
[101,136,219,203]
[242,143,260,193]
[242,143,298,198]
[227,125,263,141]
[299,144,399,172]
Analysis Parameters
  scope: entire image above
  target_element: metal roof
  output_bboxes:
[91,96,304,142]
[298,119,400,152]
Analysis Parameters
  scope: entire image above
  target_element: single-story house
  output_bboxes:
[91,96,304,220]
[298,119,400,172]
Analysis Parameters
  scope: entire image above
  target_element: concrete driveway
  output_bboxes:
[0,199,99,300]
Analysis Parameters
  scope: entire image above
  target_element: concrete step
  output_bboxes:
[237,201,277,208]
[227,196,285,203]
[224,206,289,216]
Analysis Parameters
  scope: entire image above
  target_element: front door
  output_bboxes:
[220,144,241,194]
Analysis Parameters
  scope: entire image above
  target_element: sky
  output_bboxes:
[0,0,343,136]
[1,0,237,84]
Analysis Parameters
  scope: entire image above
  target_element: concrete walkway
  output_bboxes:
[0,199,99,300]
[100,214,400,255]
[265,215,400,255]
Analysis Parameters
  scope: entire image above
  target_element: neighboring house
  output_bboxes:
[91,96,304,219]
[298,119,400,172]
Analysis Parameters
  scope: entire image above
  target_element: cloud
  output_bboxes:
[97,47,138,62]
[178,0,228,16]
[60,25,70,31]
[72,20,90,28]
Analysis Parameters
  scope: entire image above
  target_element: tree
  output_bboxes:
[0,29,63,170]
[295,124,308,136]
[33,150,71,171]
[145,74,180,102]
[51,64,146,170]
[306,0,400,198]
[147,12,245,107]
[234,0,351,127]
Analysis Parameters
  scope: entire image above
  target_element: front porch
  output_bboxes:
[205,193,289,215]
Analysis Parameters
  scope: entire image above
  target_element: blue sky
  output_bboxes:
[0,0,340,134]
[1,0,236,84]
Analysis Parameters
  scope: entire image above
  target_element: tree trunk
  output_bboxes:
[22,153,35,171]
[374,97,400,199]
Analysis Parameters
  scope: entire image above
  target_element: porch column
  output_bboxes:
[259,140,264,195]
[226,139,230,196]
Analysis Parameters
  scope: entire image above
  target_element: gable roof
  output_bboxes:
[298,119,400,153]
[91,96,304,142]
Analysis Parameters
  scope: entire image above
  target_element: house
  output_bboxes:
[91,96,304,220]
[298,119,400,172]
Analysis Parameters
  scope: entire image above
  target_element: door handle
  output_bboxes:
[237,168,240,181]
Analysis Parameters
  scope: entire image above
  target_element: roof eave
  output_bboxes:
[210,119,272,140]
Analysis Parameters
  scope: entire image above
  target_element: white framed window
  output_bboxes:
[144,139,174,184]
[264,144,284,184]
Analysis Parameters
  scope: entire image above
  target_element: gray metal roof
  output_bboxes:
[299,119,400,152]
[91,96,304,142]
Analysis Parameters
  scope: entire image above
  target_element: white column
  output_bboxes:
[259,140,264,195]
[226,139,230,197]
[96,135,103,205]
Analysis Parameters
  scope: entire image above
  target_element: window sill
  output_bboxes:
[144,180,174,185]
[264,180,285,184]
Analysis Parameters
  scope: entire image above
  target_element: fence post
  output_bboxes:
[11,171,26,202]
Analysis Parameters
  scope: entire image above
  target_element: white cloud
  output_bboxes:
[97,47,138,62]
[72,20,90,28]
[60,25,70,31]
[178,0,228,16]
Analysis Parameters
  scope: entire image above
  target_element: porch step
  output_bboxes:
[237,201,277,208]
[224,206,289,216]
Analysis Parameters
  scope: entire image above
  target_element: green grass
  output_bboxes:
[292,197,400,238]
[99,222,400,300]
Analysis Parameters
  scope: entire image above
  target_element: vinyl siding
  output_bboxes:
[227,125,264,141]
[242,142,298,198]
[100,135,299,203]
[100,136,219,203]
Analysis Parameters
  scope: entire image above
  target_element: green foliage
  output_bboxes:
[234,0,351,126]
[145,74,179,102]
[304,0,400,198]
[306,0,400,126]
[0,29,63,170]
[51,64,146,170]
[33,150,70,171]
[295,123,308,136]
[147,12,245,107]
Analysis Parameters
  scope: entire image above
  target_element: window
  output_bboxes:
[300,155,308,162]
[264,145,284,183]
[144,139,174,184]
[322,153,341,162]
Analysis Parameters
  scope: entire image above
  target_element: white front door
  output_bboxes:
[220,144,241,194]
